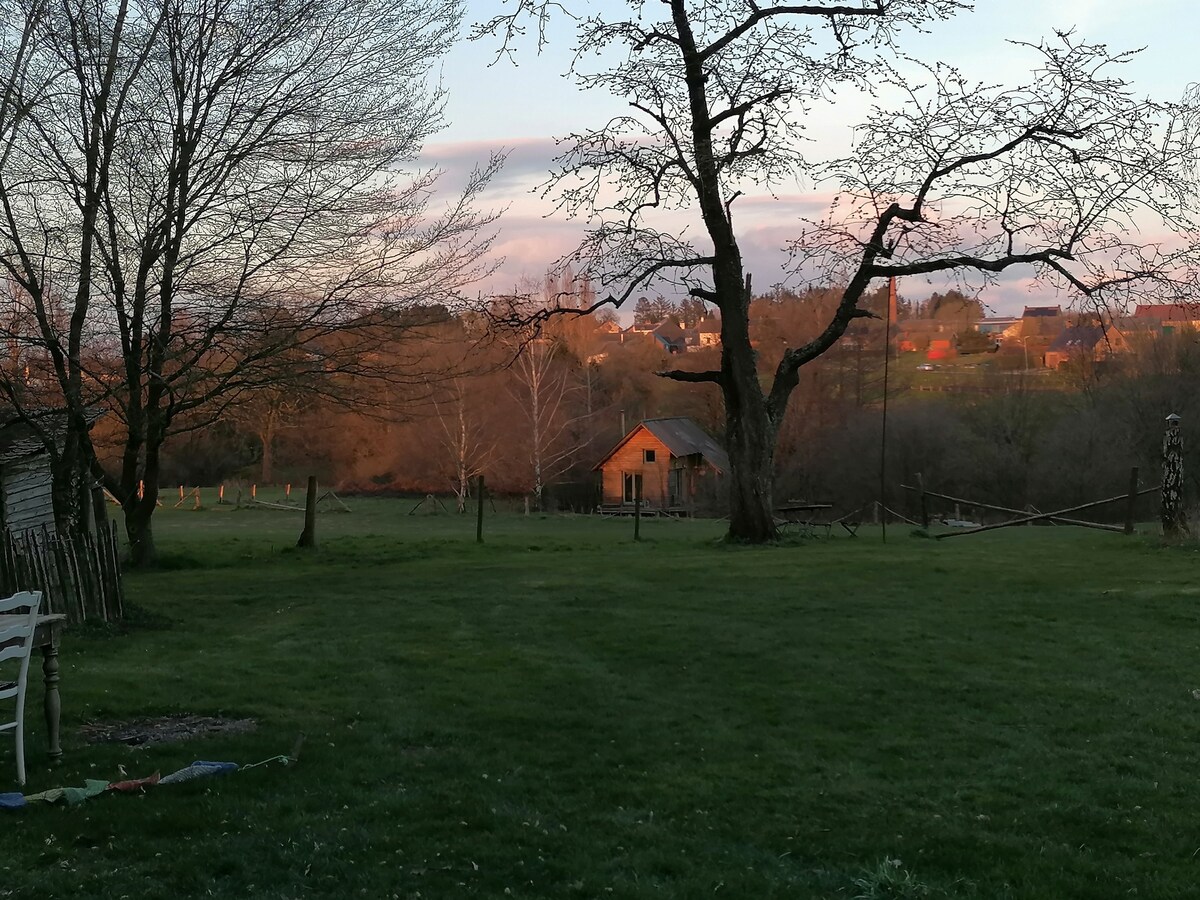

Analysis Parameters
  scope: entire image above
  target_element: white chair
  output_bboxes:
[0,591,42,785]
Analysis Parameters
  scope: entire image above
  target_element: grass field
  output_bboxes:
[4,499,1200,898]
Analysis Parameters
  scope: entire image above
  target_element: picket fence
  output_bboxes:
[0,523,124,623]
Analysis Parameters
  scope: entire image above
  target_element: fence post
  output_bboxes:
[91,484,107,535]
[634,480,642,542]
[1162,413,1189,538]
[917,472,929,530]
[1124,466,1139,535]
[476,475,485,544]
[297,476,318,549]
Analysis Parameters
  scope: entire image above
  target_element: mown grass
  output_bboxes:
[4,499,1200,898]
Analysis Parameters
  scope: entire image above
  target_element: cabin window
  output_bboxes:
[623,472,643,503]
[643,449,656,463]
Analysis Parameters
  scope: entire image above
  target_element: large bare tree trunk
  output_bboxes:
[723,407,778,541]
[720,291,778,542]
[124,492,158,568]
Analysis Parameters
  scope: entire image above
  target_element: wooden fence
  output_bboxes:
[902,467,1157,539]
[0,523,124,623]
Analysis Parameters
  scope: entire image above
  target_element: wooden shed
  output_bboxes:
[594,417,728,513]
[0,416,57,537]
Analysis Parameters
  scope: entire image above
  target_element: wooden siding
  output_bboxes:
[599,428,675,507]
[2,455,55,536]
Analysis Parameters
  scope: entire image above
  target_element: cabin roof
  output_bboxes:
[0,414,50,464]
[594,417,729,473]
[0,409,102,464]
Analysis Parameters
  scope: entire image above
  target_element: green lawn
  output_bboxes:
[4,500,1200,898]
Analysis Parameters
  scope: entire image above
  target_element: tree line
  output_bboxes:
[132,280,1200,528]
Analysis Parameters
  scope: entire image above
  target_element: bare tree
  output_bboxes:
[431,376,498,512]
[0,0,159,531]
[478,2,1200,542]
[497,270,605,509]
[505,330,587,511]
[224,383,306,485]
[0,0,500,563]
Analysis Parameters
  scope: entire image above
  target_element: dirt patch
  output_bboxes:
[80,714,257,746]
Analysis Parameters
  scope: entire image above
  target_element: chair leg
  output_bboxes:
[15,718,25,786]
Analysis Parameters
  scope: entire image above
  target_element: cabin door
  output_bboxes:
[622,472,643,504]
[668,468,684,506]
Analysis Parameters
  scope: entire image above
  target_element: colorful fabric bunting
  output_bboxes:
[159,760,238,785]
[62,779,109,806]
[0,792,25,809]
[2,751,295,812]
[22,788,64,804]
[107,773,160,792]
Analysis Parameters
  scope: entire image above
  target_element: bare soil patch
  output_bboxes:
[80,714,257,746]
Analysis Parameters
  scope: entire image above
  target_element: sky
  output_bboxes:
[420,1,1196,316]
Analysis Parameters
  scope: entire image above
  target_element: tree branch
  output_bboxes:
[656,368,723,384]
[700,1,886,62]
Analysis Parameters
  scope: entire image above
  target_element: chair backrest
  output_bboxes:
[0,591,42,720]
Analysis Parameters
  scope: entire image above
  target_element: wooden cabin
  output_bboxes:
[594,417,728,513]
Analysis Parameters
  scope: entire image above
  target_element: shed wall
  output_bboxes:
[2,454,55,535]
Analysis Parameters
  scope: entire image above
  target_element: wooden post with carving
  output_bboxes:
[1161,414,1189,538]
[297,476,318,549]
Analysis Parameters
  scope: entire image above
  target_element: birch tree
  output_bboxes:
[431,376,498,512]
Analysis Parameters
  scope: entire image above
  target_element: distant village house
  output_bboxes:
[1042,324,1128,369]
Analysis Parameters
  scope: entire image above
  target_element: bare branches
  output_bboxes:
[490,223,714,332]
[782,35,1200,393]
[469,0,575,58]
[698,1,888,63]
